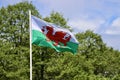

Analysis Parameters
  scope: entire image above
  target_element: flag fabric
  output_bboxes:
[31,15,79,54]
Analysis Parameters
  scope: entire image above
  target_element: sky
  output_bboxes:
[0,0,120,50]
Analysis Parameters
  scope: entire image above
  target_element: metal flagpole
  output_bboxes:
[29,10,32,80]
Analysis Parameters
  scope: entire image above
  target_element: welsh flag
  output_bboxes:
[31,15,79,54]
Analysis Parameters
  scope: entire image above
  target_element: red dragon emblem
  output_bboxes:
[42,26,71,46]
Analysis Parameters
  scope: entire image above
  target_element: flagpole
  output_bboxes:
[29,10,32,80]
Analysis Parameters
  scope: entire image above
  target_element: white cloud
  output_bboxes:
[111,18,120,27]
[105,17,120,35]
[69,18,105,32]
[38,0,120,19]
[101,34,120,50]
[36,0,86,19]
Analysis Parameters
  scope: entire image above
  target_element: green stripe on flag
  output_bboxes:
[32,30,58,51]
[55,42,78,54]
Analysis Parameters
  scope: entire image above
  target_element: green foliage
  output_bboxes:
[75,31,120,79]
[0,1,120,80]
[0,2,40,80]
[76,30,106,56]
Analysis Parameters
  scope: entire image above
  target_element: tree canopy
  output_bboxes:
[0,2,120,80]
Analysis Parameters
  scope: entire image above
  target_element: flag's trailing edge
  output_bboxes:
[31,15,79,54]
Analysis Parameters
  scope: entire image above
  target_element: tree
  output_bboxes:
[1,1,120,80]
[76,30,120,79]
[76,30,107,58]
[0,2,40,80]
